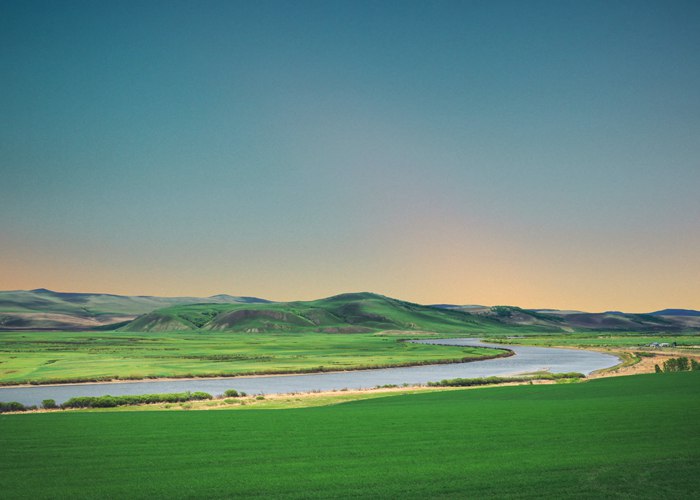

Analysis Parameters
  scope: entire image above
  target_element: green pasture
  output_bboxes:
[1,372,698,498]
[0,330,502,385]
[485,333,700,348]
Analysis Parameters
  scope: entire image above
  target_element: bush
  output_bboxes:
[41,399,57,409]
[61,391,213,409]
[191,392,213,401]
[224,389,239,397]
[427,372,585,388]
[0,401,27,413]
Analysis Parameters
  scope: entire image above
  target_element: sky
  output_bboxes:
[1,0,699,311]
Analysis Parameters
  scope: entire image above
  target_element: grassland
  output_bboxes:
[1,371,698,498]
[0,330,504,385]
[484,333,700,349]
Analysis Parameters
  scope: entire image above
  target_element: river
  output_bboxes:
[0,338,620,406]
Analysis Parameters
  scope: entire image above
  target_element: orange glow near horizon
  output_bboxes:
[2,215,698,313]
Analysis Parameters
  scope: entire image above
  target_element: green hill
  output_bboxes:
[0,289,269,330]
[120,292,538,334]
[4,289,697,333]
[434,304,700,332]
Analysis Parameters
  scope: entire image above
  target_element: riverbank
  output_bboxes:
[588,347,700,378]
[2,376,578,414]
[0,349,513,388]
[0,339,620,406]
[0,330,505,386]
[1,354,687,414]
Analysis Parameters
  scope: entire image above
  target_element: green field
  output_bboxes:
[0,330,503,385]
[1,372,698,498]
[485,333,700,348]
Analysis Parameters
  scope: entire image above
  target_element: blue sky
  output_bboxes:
[1,0,699,310]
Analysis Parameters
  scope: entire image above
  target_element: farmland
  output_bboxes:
[1,371,698,498]
[0,330,503,385]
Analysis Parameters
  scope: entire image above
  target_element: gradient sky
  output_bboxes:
[2,0,699,311]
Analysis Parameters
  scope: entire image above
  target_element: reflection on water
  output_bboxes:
[0,338,619,406]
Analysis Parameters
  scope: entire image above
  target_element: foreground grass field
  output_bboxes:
[0,330,503,385]
[1,372,698,498]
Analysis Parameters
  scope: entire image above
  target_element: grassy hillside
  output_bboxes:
[121,292,545,334]
[4,289,697,333]
[435,304,699,332]
[1,372,698,498]
[0,289,269,330]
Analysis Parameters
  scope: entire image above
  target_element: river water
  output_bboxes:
[0,338,619,406]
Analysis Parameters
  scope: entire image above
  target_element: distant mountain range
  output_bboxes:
[0,288,698,333]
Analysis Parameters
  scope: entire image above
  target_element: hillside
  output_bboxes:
[120,292,536,334]
[433,305,570,331]
[2,289,698,333]
[650,309,700,317]
[0,289,269,330]
[432,304,700,332]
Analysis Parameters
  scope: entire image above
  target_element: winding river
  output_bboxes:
[0,338,620,406]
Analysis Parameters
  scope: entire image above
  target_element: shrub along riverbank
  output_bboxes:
[426,372,585,387]
[0,371,583,414]
[0,391,213,412]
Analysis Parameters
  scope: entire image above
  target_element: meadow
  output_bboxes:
[1,371,698,498]
[0,330,503,385]
[484,333,700,349]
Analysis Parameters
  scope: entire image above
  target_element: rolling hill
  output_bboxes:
[431,304,700,332]
[2,289,698,333]
[650,308,700,316]
[0,289,269,330]
[120,292,532,334]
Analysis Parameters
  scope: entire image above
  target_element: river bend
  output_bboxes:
[0,338,620,406]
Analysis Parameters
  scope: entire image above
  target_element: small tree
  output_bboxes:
[654,364,662,373]
[663,358,678,372]
[662,357,694,372]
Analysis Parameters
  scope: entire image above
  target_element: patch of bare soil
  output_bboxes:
[588,349,700,379]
